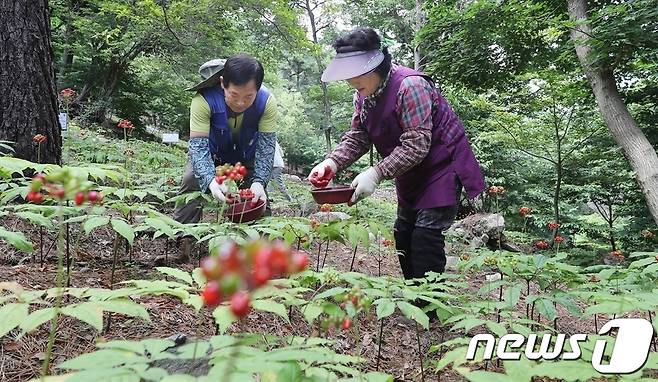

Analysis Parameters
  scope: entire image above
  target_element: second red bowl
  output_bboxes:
[225,199,266,223]
[310,185,355,204]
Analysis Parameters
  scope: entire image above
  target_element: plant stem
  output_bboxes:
[349,245,358,272]
[41,202,66,378]
[66,201,70,287]
[104,233,122,333]
[376,318,385,370]
[415,322,425,382]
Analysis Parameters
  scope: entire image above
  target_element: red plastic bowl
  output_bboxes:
[311,185,355,204]
[225,199,266,223]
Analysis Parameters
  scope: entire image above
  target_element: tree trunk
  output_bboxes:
[413,0,425,71]
[567,0,658,225]
[0,0,62,164]
[304,0,333,154]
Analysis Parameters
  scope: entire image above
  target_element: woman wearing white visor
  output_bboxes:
[308,27,485,282]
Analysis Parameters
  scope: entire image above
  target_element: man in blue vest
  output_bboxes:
[173,54,277,224]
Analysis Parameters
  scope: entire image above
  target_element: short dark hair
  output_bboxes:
[221,54,264,89]
[333,27,392,78]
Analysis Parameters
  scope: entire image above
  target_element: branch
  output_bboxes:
[160,2,190,48]
[249,6,295,49]
[592,200,610,222]
[494,120,556,164]
[563,126,605,161]
[315,22,331,34]
[310,0,327,12]
[559,105,577,142]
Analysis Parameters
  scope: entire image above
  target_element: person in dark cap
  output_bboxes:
[173,54,277,225]
[308,27,485,281]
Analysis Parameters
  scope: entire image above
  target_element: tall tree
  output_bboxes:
[567,0,658,226]
[295,0,337,153]
[419,0,658,225]
[0,0,62,164]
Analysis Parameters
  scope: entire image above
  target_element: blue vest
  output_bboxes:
[201,85,270,164]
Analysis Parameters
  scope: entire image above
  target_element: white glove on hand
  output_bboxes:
[208,178,228,202]
[350,167,382,203]
[250,182,267,203]
[307,158,338,182]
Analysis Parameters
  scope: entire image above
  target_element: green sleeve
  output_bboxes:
[190,93,211,135]
[258,94,277,133]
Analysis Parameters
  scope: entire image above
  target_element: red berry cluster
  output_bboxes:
[382,239,394,247]
[519,207,532,217]
[215,163,248,185]
[59,88,76,100]
[488,185,506,195]
[553,235,565,244]
[73,190,103,206]
[322,288,369,332]
[609,250,624,261]
[238,188,254,200]
[26,174,103,205]
[310,166,334,188]
[117,119,134,129]
[201,240,309,318]
[33,134,47,144]
[641,230,655,240]
[225,188,256,205]
[320,203,332,212]
[535,240,550,250]
[310,217,320,229]
[548,221,560,231]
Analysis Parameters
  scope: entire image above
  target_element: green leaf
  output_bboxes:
[535,298,557,322]
[192,268,206,287]
[95,300,150,321]
[397,301,429,330]
[213,306,236,334]
[314,287,347,300]
[630,256,658,269]
[251,299,289,322]
[111,219,134,246]
[0,303,29,337]
[461,370,516,382]
[302,303,324,324]
[504,283,523,307]
[0,226,34,252]
[642,263,658,275]
[84,216,110,235]
[343,372,394,382]
[58,349,146,370]
[375,299,396,319]
[61,303,104,331]
[184,295,203,312]
[145,218,176,238]
[533,359,602,380]
[156,267,193,285]
[15,211,54,228]
[274,362,304,382]
[20,307,57,333]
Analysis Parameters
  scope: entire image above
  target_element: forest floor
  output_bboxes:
[0,178,647,382]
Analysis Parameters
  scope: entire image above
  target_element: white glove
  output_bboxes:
[250,182,267,203]
[307,158,338,182]
[208,178,228,202]
[350,167,382,203]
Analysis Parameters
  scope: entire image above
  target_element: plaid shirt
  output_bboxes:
[328,65,435,179]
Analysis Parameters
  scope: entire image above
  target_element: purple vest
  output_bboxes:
[357,66,485,209]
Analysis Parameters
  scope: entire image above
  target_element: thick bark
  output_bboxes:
[0,0,62,164]
[304,0,333,154]
[567,0,658,225]
[413,0,425,71]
